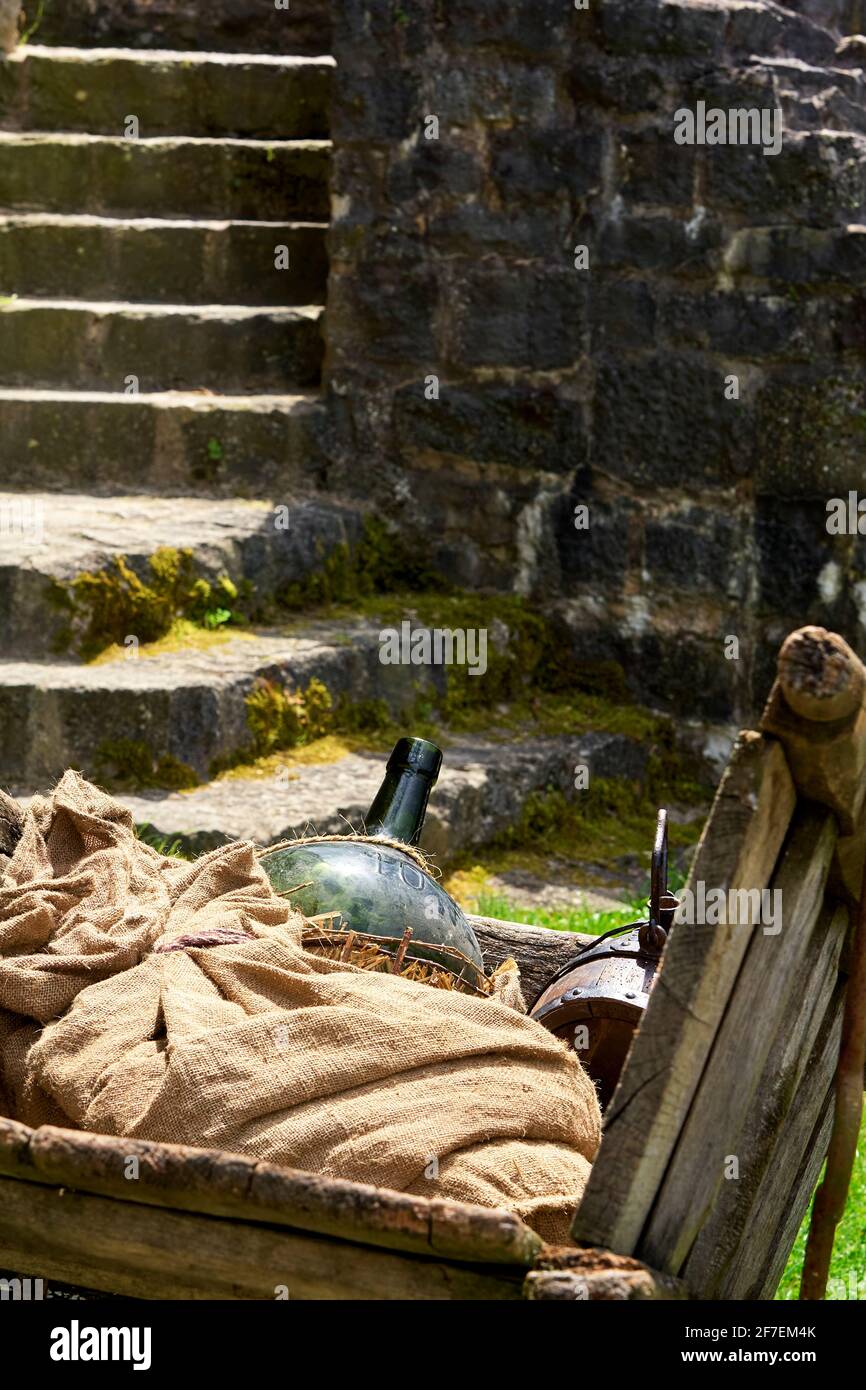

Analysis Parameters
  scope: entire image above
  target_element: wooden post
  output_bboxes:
[761,626,866,835]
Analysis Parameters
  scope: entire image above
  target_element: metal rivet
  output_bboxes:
[625,992,636,999]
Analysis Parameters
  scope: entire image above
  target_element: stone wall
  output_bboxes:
[320,0,866,724]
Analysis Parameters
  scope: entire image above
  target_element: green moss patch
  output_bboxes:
[493,780,703,863]
[443,772,706,905]
[52,548,249,661]
[277,515,447,612]
[93,739,199,793]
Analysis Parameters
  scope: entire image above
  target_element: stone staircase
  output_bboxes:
[0,8,381,832]
[0,26,331,490]
[0,4,708,905]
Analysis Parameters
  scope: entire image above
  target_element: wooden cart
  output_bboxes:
[0,625,862,1300]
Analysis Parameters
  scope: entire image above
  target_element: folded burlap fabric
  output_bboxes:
[0,771,600,1242]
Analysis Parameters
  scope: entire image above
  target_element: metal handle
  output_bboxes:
[640,808,671,953]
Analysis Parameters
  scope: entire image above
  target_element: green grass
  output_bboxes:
[776,1126,866,1301]
[460,865,689,938]
[470,888,648,937]
[134,824,190,859]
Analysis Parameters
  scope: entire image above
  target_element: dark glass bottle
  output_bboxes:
[258,736,484,984]
[364,737,442,845]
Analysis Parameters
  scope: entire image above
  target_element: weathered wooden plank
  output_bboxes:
[729,988,844,1300]
[680,903,849,1296]
[0,1177,525,1301]
[0,1120,540,1268]
[640,807,836,1275]
[469,914,594,1006]
[756,1108,835,1302]
[572,733,796,1252]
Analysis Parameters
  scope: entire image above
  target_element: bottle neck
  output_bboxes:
[365,738,442,846]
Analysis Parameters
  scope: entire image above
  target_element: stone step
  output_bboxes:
[0,490,366,659]
[764,57,866,138]
[0,46,334,140]
[0,388,325,494]
[0,620,405,789]
[0,134,330,219]
[21,0,333,57]
[0,215,328,305]
[116,733,605,864]
[0,299,325,392]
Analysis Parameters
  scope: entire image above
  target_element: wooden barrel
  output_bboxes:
[529,899,675,1109]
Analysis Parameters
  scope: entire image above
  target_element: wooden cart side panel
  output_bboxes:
[735,988,844,1300]
[642,811,837,1275]
[0,1176,525,1301]
[0,1118,541,1268]
[678,902,849,1298]
[572,733,796,1254]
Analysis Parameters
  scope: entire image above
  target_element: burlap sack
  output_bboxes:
[0,772,601,1243]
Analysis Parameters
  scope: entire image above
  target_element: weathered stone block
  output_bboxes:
[0,217,328,306]
[328,263,438,366]
[631,629,741,719]
[0,392,325,496]
[723,225,866,286]
[782,1,863,40]
[589,280,657,351]
[332,68,419,140]
[754,368,866,494]
[396,461,542,590]
[599,0,727,58]
[387,138,484,202]
[705,131,866,227]
[393,381,586,473]
[590,209,724,274]
[449,266,588,370]
[556,481,636,591]
[0,47,334,141]
[831,293,866,353]
[333,0,435,56]
[593,353,757,487]
[683,64,779,114]
[436,0,575,58]
[754,498,838,615]
[725,3,838,63]
[490,128,604,203]
[657,287,815,358]
[564,622,739,720]
[644,505,747,598]
[760,57,866,135]
[427,60,565,130]
[568,54,668,115]
[429,200,575,259]
[620,127,697,207]
[0,301,324,393]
